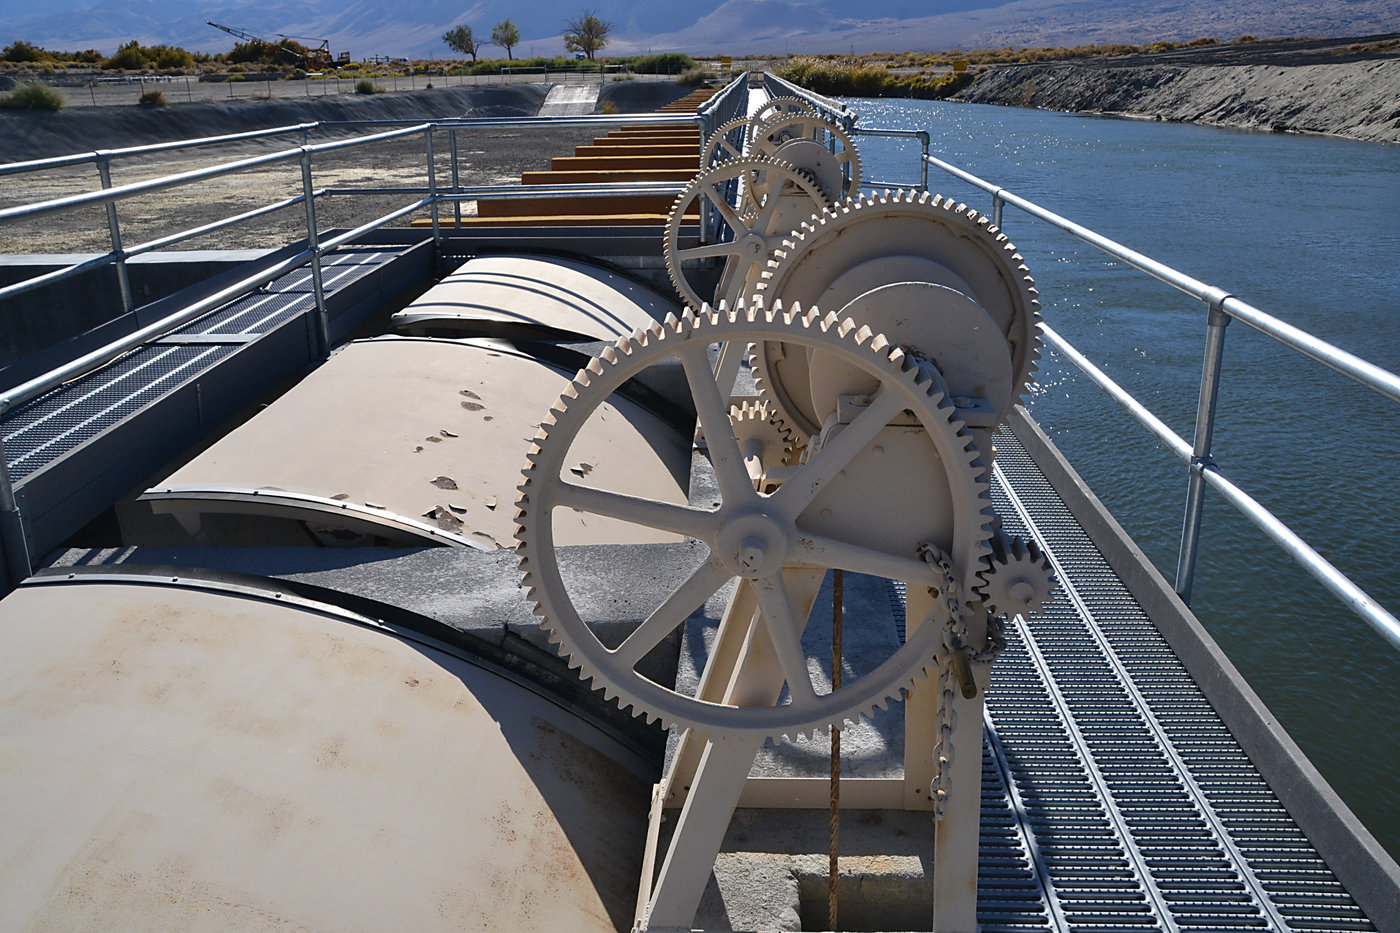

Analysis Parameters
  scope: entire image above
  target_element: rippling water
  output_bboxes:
[845,97,1400,858]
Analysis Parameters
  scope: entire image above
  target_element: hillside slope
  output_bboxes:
[956,57,1400,143]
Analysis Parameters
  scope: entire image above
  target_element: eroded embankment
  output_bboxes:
[955,58,1400,143]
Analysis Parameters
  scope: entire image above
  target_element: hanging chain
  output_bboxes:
[829,568,843,931]
[919,542,1007,820]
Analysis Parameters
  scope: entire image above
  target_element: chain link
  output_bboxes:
[931,664,955,819]
[918,542,1007,820]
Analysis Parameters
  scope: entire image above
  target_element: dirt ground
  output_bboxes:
[0,125,608,253]
[0,80,694,254]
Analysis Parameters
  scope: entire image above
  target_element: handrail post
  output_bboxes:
[919,131,930,191]
[1175,292,1232,602]
[449,128,462,226]
[299,149,330,358]
[426,129,441,249]
[95,153,134,315]
[992,190,1004,230]
[0,438,32,587]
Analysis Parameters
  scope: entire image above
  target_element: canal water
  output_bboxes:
[846,97,1400,859]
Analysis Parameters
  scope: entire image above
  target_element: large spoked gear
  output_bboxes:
[664,157,828,311]
[702,116,754,168]
[750,189,1042,442]
[749,114,862,201]
[975,532,1056,618]
[751,96,819,126]
[515,303,995,741]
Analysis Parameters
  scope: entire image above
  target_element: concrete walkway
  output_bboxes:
[538,83,601,116]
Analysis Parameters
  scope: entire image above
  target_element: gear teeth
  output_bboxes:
[976,531,1056,617]
[517,295,997,742]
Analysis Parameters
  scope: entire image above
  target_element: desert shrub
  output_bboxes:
[354,77,383,94]
[776,59,884,96]
[600,99,618,114]
[463,55,600,76]
[627,52,695,75]
[0,81,64,110]
[775,58,973,100]
[137,88,168,106]
[677,67,708,86]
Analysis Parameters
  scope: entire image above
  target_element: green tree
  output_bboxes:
[151,44,195,68]
[491,20,520,60]
[443,24,482,62]
[563,10,610,61]
[103,40,150,70]
[1,40,49,63]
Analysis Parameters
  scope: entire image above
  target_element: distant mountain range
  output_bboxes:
[4,0,1398,60]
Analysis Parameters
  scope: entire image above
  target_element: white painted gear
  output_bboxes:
[702,116,754,168]
[750,189,1042,441]
[664,157,829,311]
[751,96,819,126]
[975,532,1056,617]
[729,399,796,478]
[750,114,862,201]
[515,303,995,742]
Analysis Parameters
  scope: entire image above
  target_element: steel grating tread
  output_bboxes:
[1,247,401,484]
[977,424,1376,932]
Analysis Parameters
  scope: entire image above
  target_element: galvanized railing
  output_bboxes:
[912,151,1400,654]
[761,72,857,131]
[697,72,751,241]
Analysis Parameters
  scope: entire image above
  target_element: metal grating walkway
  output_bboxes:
[977,424,1376,932]
[1,246,402,484]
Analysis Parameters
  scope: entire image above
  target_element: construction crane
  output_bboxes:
[206,21,345,69]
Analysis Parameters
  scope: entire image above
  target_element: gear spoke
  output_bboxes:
[516,306,993,740]
[771,387,906,518]
[553,481,720,541]
[613,557,734,669]
[682,344,756,506]
[750,179,786,233]
[707,181,749,236]
[752,573,820,710]
[791,532,939,585]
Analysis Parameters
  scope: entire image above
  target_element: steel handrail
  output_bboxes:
[0,123,320,177]
[762,73,856,130]
[854,127,930,190]
[923,153,1400,405]
[698,72,751,241]
[1040,324,1400,653]
[915,146,1400,653]
[0,194,310,305]
[0,124,429,224]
